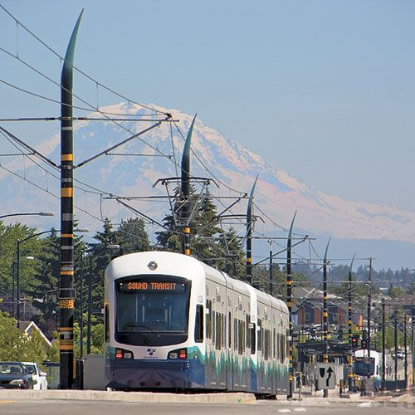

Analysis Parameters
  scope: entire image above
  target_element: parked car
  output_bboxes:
[22,362,48,390]
[0,362,33,389]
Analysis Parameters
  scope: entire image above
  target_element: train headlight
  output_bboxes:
[168,348,187,359]
[115,348,133,359]
[148,261,158,271]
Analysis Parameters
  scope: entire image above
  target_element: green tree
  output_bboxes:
[26,229,60,337]
[156,190,228,266]
[116,217,150,254]
[217,226,245,279]
[0,312,51,364]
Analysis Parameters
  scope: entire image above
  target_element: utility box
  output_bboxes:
[83,354,106,390]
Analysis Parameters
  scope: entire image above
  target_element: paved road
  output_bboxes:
[0,400,413,415]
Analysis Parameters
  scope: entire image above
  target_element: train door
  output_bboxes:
[206,280,227,389]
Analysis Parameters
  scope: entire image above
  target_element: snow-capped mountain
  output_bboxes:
[1,102,415,269]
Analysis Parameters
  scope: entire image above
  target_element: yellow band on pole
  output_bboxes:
[61,154,73,161]
[61,188,73,197]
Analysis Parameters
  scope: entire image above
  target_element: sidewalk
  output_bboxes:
[0,387,413,407]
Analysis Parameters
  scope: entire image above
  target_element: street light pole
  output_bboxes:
[15,227,87,329]
[0,212,54,220]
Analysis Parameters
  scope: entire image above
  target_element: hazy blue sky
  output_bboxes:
[1,0,414,213]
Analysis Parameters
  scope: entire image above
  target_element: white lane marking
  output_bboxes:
[278,409,292,413]
[358,402,372,407]
[294,408,307,412]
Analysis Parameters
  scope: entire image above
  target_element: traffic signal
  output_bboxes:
[352,335,359,349]
[361,339,367,349]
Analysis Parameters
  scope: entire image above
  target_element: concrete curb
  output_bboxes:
[0,390,256,404]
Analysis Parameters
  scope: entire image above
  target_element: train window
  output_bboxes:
[241,321,246,353]
[234,319,238,351]
[215,313,221,350]
[245,315,250,348]
[104,304,109,342]
[273,328,276,359]
[228,312,232,349]
[257,319,262,352]
[206,300,212,339]
[195,305,204,343]
[281,334,286,362]
[238,320,243,354]
[212,310,216,345]
[250,323,256,354]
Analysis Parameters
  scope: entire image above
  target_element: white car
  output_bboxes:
[21,362,48,390]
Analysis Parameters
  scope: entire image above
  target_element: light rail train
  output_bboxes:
[104,251,289,395]
[354,349,382,390]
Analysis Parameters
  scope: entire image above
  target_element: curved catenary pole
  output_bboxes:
[323,238,331,398]
[60,11,83,389]
[287,211,296,399]
[347,253,356,391]
[246,176,258,286]
[181,114,196,256]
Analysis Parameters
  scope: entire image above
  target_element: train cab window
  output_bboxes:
[195,305,204,343]
[115,275,191,346]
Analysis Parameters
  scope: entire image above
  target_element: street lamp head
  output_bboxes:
[38,212,54,216]
[106,244,121,250]
[76,228,89,233]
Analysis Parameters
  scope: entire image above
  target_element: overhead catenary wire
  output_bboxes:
[0,4,325,263]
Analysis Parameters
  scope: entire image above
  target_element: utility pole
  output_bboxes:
[59,11,82,389]
[16,240,20,328]
[268,240,273,294]
[394,311,398,390]
[367,257,372,358]
[323,239,330,398]
[87,255,92,355]
[348,254,356,391]
[286,212,296,400]
[381,299,386,391]
[180,115,196,257]
[80,253,84,359]
[404,313,407,388]
[246,177,257,287]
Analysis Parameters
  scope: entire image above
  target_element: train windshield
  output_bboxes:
[354,357,375,377]
[115,275,191,346]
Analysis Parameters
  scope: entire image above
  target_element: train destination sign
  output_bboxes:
[119,281,186,293]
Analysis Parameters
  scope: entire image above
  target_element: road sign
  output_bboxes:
[316,363,336,389]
